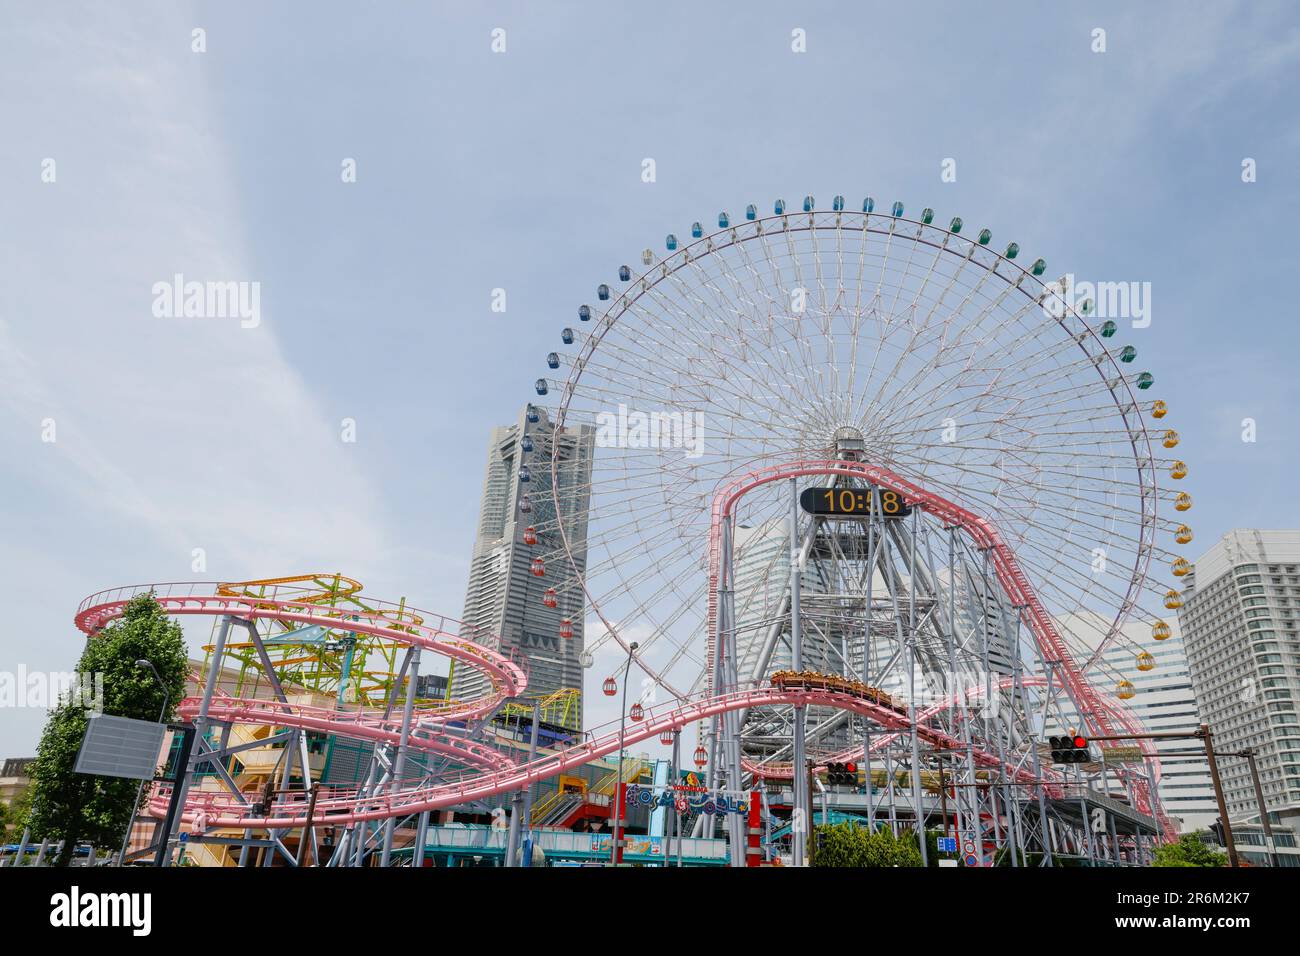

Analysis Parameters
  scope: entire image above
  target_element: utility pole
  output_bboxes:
[1200,723,1239,868]
[1240,748,1279,867]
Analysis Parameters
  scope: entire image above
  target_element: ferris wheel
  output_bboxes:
[529,196,1190,714]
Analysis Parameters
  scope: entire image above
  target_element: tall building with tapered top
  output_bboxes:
[450,405,595,730]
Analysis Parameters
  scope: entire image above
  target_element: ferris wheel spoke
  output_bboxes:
[541,202,1174,757]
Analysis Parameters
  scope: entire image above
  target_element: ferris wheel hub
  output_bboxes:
[832,426,866,461]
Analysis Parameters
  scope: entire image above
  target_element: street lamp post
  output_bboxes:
[118,659,169,867]
[610,641,639,867]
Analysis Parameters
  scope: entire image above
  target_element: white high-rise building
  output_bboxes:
[450,405,595,729]
[1055,611,1218,831]
[1177,530,1300,825]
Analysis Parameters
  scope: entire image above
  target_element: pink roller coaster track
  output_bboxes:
[72,460,1162,835]
[707,460,1118,738]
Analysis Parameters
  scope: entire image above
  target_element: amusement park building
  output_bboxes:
[1178,530,1300,828]
[1054,611,1218,832]
[450,405,595,730]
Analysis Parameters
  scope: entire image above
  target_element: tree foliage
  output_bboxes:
[26,593,187,865]
[1,786,32,837]
[812,821,925,867]
[1151,831,1228,868]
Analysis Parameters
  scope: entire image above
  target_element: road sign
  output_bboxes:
[964,853,979,867]
[1102,745,1144,766]
[937,836,958,853]
[74,714,169,781]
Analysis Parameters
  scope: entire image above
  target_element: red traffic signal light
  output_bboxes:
[825,762,858,786]
[1049,734,1091,764]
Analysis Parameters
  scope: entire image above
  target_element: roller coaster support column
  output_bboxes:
[520,702,541,868]
[667,728,680,867]
[507,701,541,868]
[414,812,429,868]
[381,646,420,867]
[506,790,523,868]
[789,478,808,867]
[162,614,232,866]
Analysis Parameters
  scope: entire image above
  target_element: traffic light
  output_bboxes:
[1049,734,1091,764]
[825,761,858,785]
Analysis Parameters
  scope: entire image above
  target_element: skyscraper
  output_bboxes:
[450,405,595,730]
[1178,530,1300,824]
[1055,611,1218,831]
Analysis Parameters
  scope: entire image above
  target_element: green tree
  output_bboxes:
[812,821,925,867]
[26,593,187,866]
[1151,831,1227,868]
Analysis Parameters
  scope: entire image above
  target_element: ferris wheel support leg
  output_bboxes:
[863,499,877,834]
[718,516,747,868]
[1030,748,1052,866]
[381,647,421,868]
[905,510,929,867]
[788,479,809,867]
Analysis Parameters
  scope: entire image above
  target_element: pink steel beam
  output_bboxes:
[184,697,515,773]
[706,459,1118,739]
[76,589,527,723]
[144,684,1044,829]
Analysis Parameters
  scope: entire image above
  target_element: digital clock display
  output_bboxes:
[799,487,913,518]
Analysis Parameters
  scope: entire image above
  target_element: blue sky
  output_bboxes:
[1,0,1298,754]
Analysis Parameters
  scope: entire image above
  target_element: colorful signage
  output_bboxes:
[626,783,749,816]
